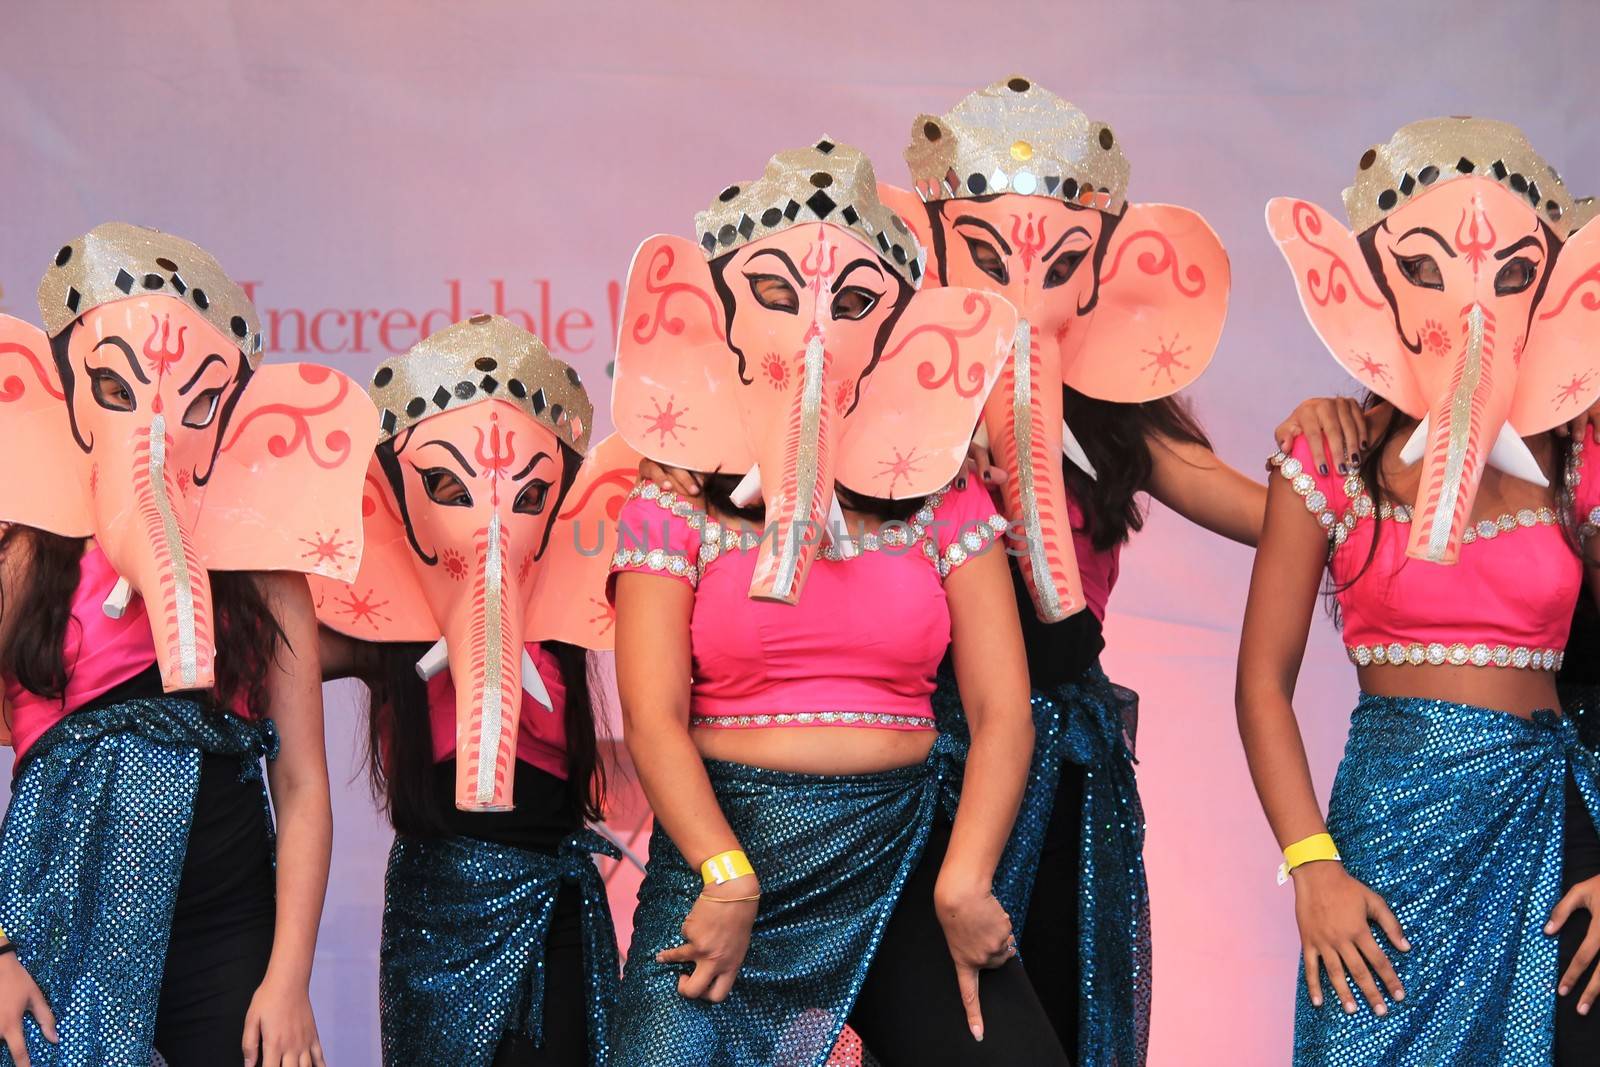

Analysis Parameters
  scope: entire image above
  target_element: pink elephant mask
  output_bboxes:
[1268,117,1600,563]
[0,222,377,692]
[309,315,638,812]
[612,139,1019,605]
[879,76,1231,622]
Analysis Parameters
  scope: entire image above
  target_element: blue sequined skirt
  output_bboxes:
[932,661,1149,1067]
[0,697,277,1067]
[1294,693,1600,1065]
[380,829,621,1067]
[612,743,951,1067]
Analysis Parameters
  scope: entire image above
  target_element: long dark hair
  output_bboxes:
[1063,386,1213,551]
[363,639,604,836]
[0,525,287,718]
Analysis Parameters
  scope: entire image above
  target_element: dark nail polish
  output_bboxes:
[1319,464,1329,476]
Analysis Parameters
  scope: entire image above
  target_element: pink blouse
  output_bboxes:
[425,642,569,780]
[608,479,1008,729]
[1068,492,1121,622]
[1270,434,1600,670]
[3,545,245,760]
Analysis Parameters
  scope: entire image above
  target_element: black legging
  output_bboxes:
[848,818,1070,1066]
[489,888,588,1066]
[1557,772,1600,1065]
[153,753,277,1067]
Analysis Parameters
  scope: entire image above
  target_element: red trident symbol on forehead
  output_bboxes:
[800,224,840,281]
[142,315,186,375]
[1454,202,1498,273]
[474,411,517,504]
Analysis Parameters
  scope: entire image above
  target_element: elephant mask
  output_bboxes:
[879,75,1231,622]
[309,315,638,812]
[0,222,377,692]
[1268,117,1600,563]
[612,138,1019,605]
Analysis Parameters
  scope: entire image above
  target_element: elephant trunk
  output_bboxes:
[131,413,217,691]
[1406,303,1515,564]
[451,510,526,811]
[984,318,1084,621]
[748,333,834,604]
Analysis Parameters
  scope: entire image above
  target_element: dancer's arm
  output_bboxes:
[1236,468,1407,1018]
[1147,397,1369,547]
[244,572,329,1067]
[940,543,1035,1042]
[613,572,758,1003]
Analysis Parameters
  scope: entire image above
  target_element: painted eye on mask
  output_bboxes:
[88,367,136,412]
[1043,249,1089,290]
[1393,252,1444,291]
[181,386,225,430]
[747,274,800,314]
[513,478,553,516]
[830,285,880,322]
[1494,256,1539,296]
[419,467,472,507]
[960,236,1009,285]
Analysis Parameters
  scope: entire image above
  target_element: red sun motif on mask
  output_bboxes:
[142,316,186,376]
[589,597,617,636]
[761,352,788,390]
[1554,371,1595,408]
[640,395,696,447]
[518,549,535,584]
[835,379,856,414]
[1353,353,1392,386]
[1512,335,1526,366]
[1420,319,1452,358]
[299,529,352,569]
[440,547,469,582]
[876,446,925,497]
[1141,334,1192,386]
[336,588,391,626]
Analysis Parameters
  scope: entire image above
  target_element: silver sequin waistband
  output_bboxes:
[690,711,934,729]
[1347,641,1563,671]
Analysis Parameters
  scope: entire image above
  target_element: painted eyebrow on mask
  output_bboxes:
[177,353,230,396]
[1494,235,1545,261]
[513,450,552,480]
[831,258,884,292]
[92,336,151,384]
[952,215,1013,255]
[1394,226,1456,257]
[418,439,477,477]
[1043,225,1093,262]
[745,248,807,288]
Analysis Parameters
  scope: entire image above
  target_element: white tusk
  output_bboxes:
[973,421,991,451]
[102,576,134,619]
[826,494,858,557]
[1487,423,1549,487]
[415,637,450,682]
[1399,414,1429,466]
[730,464,762,508]
[1062,420,1098,480]
[522,648,554,712]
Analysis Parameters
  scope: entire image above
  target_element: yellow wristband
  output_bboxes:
[700,849,755,886]
[1277,833,1341,885]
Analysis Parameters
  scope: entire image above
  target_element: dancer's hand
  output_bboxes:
[0,952,57,1067]
[1555,396,1600,445]
[638,460,703,499]
[1274,396,1369,476]
[241,972,326,1067]
[959,439,1006,491]
[658,875,760,1003]
[933,877,1015,1043]
[1546,874,1600,1016]
[1293,860,1409,1015]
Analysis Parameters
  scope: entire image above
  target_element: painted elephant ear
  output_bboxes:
[1510,220,1600,432]
[0,315,92,536]
[836,288,1017,498]
[308,453,437,643]
[612,234,751,474]
[194,363,379,580]
[877,184,939,283]
[1065,203,1231,403]
[526,433,640,651]
[1265,197,1427,416]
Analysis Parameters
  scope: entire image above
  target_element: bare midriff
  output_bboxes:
[691,723,935,774]
[1357,664,1563,719]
